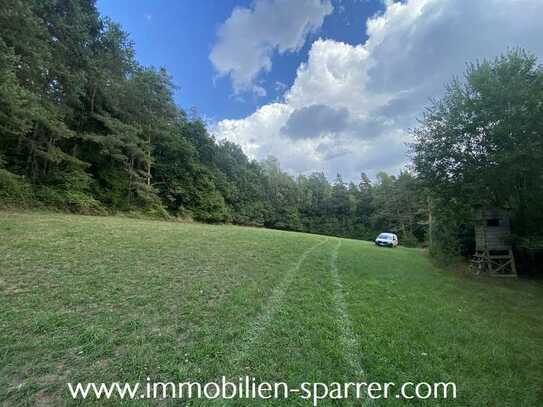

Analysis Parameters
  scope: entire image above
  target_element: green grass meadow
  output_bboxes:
[1,212,542,405]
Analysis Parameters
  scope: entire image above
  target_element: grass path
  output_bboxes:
[229,238,328,370]
[227,239,348,405]
[1,212,543,406]
[329,240,372,406]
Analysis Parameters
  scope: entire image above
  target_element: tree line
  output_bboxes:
[2,1,541,264]
[0,0,427,244]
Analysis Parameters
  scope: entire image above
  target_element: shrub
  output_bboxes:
[64,191,107,215]
[192,190,228,223]
[399,231,420,248]
[429,219,463,265]
[142,203,170,219]
[0,169,32,207]
[34,187,106,215]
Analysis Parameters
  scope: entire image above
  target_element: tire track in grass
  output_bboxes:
[330,240,374,406]
[230,238,328,368]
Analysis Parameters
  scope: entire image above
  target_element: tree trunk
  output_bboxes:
[90,82,97,114]
[428,197,433,247]
[127,157,134,204]
[146,133,151,187]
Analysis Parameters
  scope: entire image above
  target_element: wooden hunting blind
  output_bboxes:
[472,208,517,277]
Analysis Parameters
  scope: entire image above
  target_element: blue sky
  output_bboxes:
[97,0,383,120]
[97,0,543,181]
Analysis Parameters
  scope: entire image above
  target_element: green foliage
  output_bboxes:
[4,2,541,256]
[0,0,429,244]
[369,171,427,246]
[33,187,105,215]
[192,189,227,223]
[63,191,106,215]
[0,168,32,207]
[413,49,543,260]
[428,213,462,263]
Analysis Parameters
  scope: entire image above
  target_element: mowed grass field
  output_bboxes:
[1,212,542,406]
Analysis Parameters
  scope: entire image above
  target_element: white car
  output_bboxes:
[375,232,398,247]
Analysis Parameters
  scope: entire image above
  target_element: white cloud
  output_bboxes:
[213,0,543,181]
[209,0,333,95]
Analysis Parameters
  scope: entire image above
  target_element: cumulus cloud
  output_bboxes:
[281,104,350,140]
[209,0,333,94]
[213,0,543,181]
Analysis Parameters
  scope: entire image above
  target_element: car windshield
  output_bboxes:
[378,233,393,240]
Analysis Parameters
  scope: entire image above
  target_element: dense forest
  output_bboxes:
[1,1,542,267]
[0,0,428,244]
